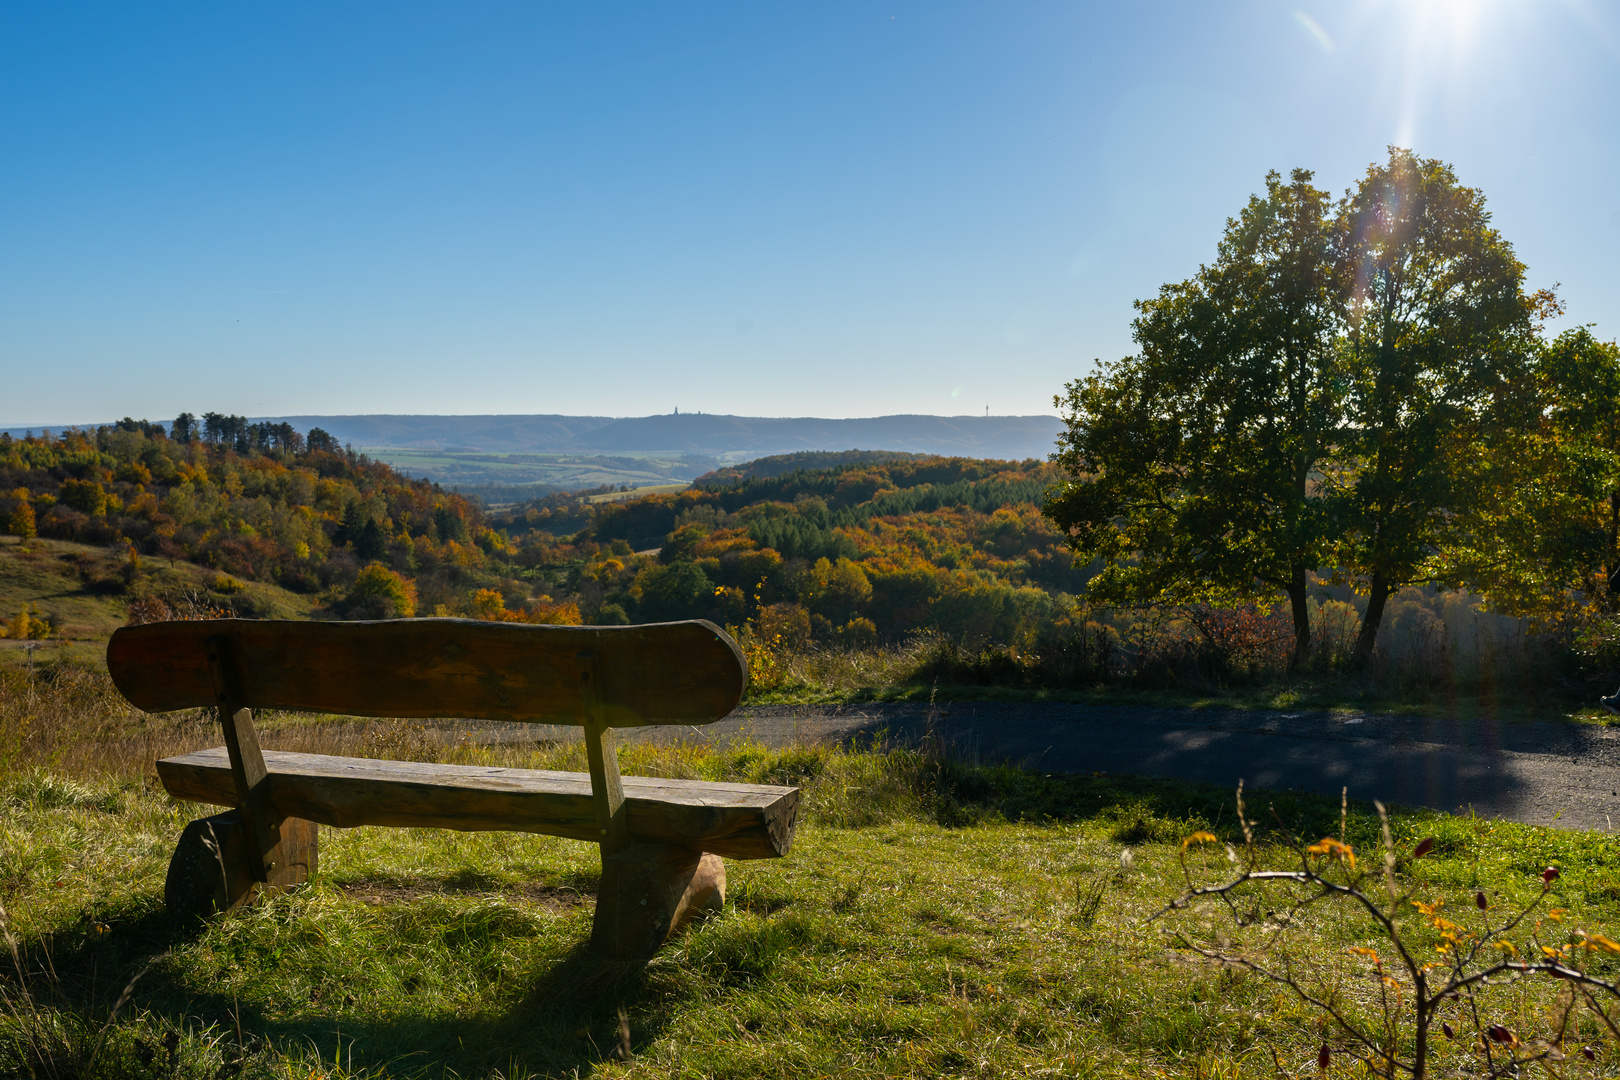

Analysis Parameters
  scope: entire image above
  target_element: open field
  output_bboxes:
[357,448,713,493]
[580,482,692,504]
[4,667,1620,1078]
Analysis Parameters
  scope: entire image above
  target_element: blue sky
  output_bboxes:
[2,1,1616,426]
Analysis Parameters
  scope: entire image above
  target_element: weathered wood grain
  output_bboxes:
[164,811,317,922]
[206,636,280,880]
[109,619,746,727]
[157,748,799,860]
[577,649,630,854]
[591,843,725,959]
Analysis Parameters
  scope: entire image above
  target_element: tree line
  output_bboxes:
[1043,148,1620,667]
[0,419,493,618]
[2,422,1091,649]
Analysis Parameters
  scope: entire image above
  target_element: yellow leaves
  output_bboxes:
[1180,831,1218,852]
[1428,916,1468,954]
[1546,909,1565,922]
[1493,940,1518,957]
[1579,931,1620,955]
[471,588,507,620]
[1411,899,1444,916]
[1306,837,1356,869]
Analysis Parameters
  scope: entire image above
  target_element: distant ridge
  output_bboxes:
[3,413,1066,466]
[251,412,1065,460]
[254,414,616,451]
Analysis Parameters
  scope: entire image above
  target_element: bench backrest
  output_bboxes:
[108,617,747,727]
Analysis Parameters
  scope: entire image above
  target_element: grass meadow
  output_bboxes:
[4,664,1620,1078]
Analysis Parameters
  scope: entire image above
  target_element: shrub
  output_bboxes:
[1159,789,1620,1077]
[345,563,418,619]
[6,501,35,539]
[57,478,107,516]
[758,603,811,649]
[4,605,52,640]
[837,616,878,649]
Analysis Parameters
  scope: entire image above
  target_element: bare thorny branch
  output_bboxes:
[1150,786,1620,1078]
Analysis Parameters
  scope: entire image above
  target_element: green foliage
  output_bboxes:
[1047,149,1601,666]
[494,454,1089,650]
[1332,149,1545,663]
[1434,328,1620,626]
[0,422,494,624]
[57,478,108,517]
[1046,168,1339,663]
[344,563,417,619]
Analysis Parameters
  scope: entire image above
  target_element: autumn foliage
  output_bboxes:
[0,423,1091,657]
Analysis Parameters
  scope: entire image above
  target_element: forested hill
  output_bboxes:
[489,453,1088,646]
[2,421,1086,652]
[0,420,505,624]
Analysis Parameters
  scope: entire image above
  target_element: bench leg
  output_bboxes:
[590,843,725,959]
[164,811,318,922]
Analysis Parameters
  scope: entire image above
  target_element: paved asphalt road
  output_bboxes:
[597,701,1620,832]
[456,700,1620,830]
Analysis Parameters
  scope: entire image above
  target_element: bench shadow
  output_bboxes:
[14,892,671,1079]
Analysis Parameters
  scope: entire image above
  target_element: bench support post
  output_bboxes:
[164,810,317,922]
[577,650,630,854]
[578,650,724,957]
[205,636,283,879]
[590,843,726,959]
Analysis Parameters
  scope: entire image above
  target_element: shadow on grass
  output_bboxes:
[918,756,1363,843]
[11,893,686,1078]
[5,759,1383,1078]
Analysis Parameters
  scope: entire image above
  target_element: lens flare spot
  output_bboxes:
[1293,10,1334,52]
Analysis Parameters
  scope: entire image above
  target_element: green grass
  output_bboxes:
[581,483,691,504]
[5,724,1620,1078]
[750,678,1615,725]
[358,449,703,492]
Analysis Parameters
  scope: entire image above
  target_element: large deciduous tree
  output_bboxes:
[1331,149,1543,664]
[1046,149,1556,667]
[1043,169,1340,664]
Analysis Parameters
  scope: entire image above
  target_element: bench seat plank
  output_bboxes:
[157,748,798,860]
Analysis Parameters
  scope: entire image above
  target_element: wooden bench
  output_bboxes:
[107,617,799,959]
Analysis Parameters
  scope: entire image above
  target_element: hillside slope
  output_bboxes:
[0,535,315,668]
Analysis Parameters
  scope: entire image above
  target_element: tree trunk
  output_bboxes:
[1287,564,1311,668]
[1351,572,1391,668]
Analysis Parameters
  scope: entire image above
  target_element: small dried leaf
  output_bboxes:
[1317,1043,1330,1070]
[1442,1022,1455,1040]
[1412,837,1434,859]
[1475,891,1489,910]
[1487,1024,1513,1044]
[1542,865,1560,884]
